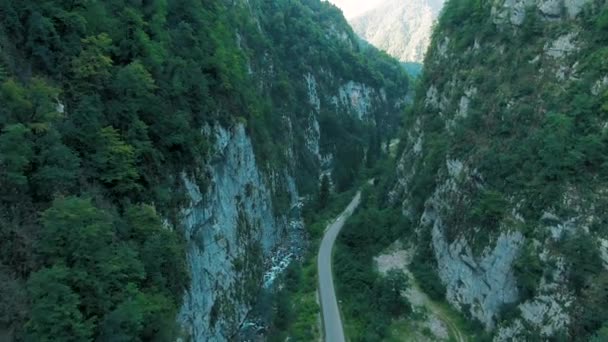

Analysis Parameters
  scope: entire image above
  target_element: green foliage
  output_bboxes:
[590,324,608,342]
[39,197,115,268]
[375,270,411,317]
[31,130,81,199]
[596,9,608,32]
[317,174,330,209]
[335,187,413,341]
[470,190,508,228]
[0,124,33,187]
[24,197,186,341]
[124,204,188,302]
[513,241,543,301]
[92,126,139,192]
[0,267,27,333]
[263,258,321,341]
[26,266,94,342]
[559,233,603,294]
[410,227,446,301]
[71,33,113,89]
[410,132,447,215]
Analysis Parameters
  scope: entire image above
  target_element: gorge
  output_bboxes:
[1,0,608,341]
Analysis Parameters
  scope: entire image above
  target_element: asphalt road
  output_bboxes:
[318,191,362,342]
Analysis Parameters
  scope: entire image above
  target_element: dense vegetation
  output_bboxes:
[334,200,411,341]
[0,0,409,340]
[254,0,409,193]
[330,160,413,341]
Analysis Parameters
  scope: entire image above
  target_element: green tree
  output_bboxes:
[317,174,330,209]
[71,33,114,90]
[26,265,94,342]
[39,197,113,267]
[561,233,602,293]
[92,126,139,192]
[0,124,33,188]
[31,130,81,199]
[591,324,608,342]
[470,190,508,228]
[0,79,32,124]
[98,290,177,342]
[514,241,543,300]
[37,197,148,330]
[375,269,411,317]
[124,204,188,301]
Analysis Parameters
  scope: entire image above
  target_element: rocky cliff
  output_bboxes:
[350,0,445,63]
[393,0,608,340]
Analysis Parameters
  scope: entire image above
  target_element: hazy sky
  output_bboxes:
[324,0,386,19]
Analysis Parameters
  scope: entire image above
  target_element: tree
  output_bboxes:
[514,241,543,300]
[561,233,602,293]
[375,269,411,317]
[27,77,62,131]
[124,204,188,301]
[26,11,60,73]
[31,130,81,199]
[0,79,32,124]
[470,190,508,228]
[317,174,330,209]
[0,124,33,188]
[26,266,94,342]
[591,324,608,342]
[98,290,177,342]
[92,126,139,193]
[0,266,27,331]
[71,33,114,91]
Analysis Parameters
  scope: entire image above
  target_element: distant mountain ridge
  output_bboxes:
[350,0,445,63]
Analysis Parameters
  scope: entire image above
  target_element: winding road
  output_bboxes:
[317,191,362,342]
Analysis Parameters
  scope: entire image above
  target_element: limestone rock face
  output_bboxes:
[492,0,535,26]
[417,160,523,329]
[492,0,593,26]
[178,125,297,341]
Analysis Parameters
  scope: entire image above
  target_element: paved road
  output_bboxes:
[318,191,361,342]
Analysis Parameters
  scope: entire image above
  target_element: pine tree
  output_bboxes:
[317,174,330,209]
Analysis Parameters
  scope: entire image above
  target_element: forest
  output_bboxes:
[0,0,408,340]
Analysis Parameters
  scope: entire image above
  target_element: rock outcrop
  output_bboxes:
[178,125,299,341]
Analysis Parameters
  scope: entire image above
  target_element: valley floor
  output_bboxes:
[375,242,469,342]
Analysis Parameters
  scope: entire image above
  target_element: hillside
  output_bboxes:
[0,1,408,341]
[350,0,445,63]
[392,0,608,340]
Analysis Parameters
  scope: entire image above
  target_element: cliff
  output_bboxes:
[392,0,608,339]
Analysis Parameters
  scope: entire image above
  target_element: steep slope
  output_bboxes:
[392,0,608,340]
[350,0,445,63]
[0,0,408,341]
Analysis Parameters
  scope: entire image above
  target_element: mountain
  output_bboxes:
[350,0,445,63]
[392,0,608,340]
[0,1,408,341]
